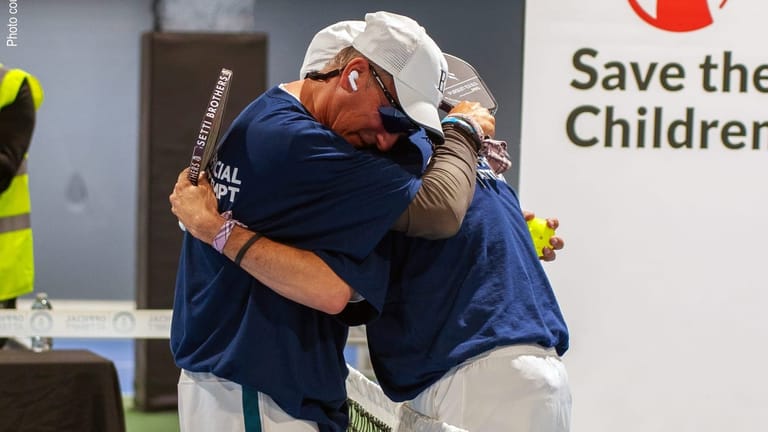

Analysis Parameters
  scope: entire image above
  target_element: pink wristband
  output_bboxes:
[212,211,244,253]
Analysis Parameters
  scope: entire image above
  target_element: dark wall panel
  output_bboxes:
[135,32,267,410]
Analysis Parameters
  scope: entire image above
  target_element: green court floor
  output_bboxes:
[124,398,179,432]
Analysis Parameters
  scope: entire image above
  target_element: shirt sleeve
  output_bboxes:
[391,125,479,239]
[0,80,35,193]
[322,234,393,325]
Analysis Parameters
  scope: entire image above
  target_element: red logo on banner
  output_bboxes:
[628,0,728,32]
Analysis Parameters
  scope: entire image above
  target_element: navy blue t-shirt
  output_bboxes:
[171,87,426,431]
[366,159,570,402]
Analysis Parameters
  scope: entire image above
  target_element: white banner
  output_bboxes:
[521,2,767,431]
[0,309,172,339]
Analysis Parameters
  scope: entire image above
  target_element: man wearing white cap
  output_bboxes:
[174,16,571,432]
[169,11,494,432]
[298,20,573,432]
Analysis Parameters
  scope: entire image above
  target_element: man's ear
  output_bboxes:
[342,57,368,92]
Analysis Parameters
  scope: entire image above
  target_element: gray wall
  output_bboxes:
[2,0,523,300]
[2,0,153,300]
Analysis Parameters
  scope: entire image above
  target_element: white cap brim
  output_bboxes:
[352,12,447,142]
[394,79,443,140]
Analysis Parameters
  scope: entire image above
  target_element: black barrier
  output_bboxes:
[136,32,267,411]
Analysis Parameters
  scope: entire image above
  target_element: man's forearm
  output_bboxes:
[194,218,353,315]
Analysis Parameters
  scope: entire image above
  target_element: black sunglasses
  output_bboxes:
[368,66,419,135]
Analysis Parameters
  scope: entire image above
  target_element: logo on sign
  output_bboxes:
[113,311,136,334]
[30,311,53,332]
[628,0,728,32]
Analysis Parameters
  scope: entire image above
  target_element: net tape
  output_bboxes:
[346,364,468,432]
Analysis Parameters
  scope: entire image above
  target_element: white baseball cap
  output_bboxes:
[299,20,365,80]
[352,12,448,141]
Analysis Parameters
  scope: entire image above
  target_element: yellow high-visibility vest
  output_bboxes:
[0,66,43,301]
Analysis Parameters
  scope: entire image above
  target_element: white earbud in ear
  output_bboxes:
[348,70,359,92]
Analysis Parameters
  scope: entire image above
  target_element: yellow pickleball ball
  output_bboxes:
[527,217,555,257]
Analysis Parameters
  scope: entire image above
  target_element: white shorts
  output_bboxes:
[177,369,319,432]
[408,344,572,432]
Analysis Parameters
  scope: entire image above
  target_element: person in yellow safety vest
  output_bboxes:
[0,65,43,348]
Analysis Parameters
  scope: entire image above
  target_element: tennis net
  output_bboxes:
[346,365,468,432]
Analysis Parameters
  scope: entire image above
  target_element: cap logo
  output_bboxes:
[438,69,447,93]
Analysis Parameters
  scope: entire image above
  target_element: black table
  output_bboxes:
[0,349,126,432]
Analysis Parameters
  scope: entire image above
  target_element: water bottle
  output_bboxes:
[30,292,53,352]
